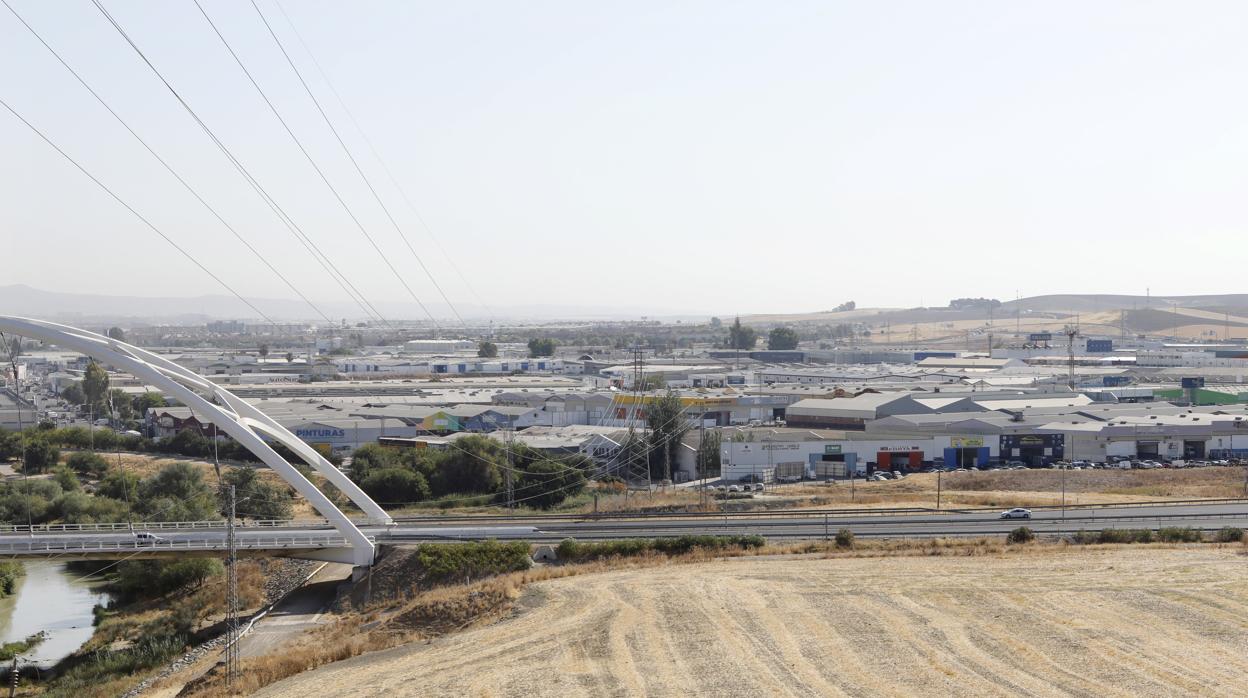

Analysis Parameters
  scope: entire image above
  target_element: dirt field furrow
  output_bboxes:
[257,547,1248,698]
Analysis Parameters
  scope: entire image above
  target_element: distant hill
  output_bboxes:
[0,284,708,325]
[1001,294,1248,314]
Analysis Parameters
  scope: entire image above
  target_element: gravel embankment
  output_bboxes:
[120,558,320,698]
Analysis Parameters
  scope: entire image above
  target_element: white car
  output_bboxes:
[999,508,1032,520]
[727,485,741,493]
[133,531,164,545]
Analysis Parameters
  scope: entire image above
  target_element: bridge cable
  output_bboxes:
[273,0,497,327]
[251,0,468,329]
[1,0,335,326]
[190,0,442,329]
[87,0,392,328]
[0,97,279,326]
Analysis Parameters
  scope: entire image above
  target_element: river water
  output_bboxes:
[0,562,114,668]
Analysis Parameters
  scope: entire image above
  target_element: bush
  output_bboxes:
[1086,528,1154,544]
[1214,527,1244,543]
[414,540,531,585]
[834,528,855,549]
[1156,526,1202,543]
[1006,526,1035,544]
[115,559,223,598]
[360,467,430,504]
[0,562,22,597]
[555,535,766,562]
[66,451,110,477]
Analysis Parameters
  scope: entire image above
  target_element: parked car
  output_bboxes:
[727,485,741,492]
[1006,460,1025,467]
[999,508,1032,520]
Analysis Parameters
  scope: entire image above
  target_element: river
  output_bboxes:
[0,562,114,668]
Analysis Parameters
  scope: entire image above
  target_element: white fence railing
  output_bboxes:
[0,535,366,555]
[0,519,333,534]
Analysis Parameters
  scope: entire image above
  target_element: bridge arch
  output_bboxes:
[0,316,388,567]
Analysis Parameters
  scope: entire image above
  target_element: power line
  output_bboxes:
[272,0,494,325]
[0,96,278,326]
[88,0,391,327]
[1,0,333,326]
[191,0,440,329]
[251,0,468,329]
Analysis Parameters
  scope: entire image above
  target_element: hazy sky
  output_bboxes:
[3,1,1247,320]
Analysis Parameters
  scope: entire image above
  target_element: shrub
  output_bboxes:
[555,535,766,562]
[0,562,22,597]
[1006,526,1035,544]
[1214,526,1244,543]
[66,451,110,477]
[414,540,531,585]
[1095,528,1153,544]
[834,528,855,549]
[1156,527,1202,543]
[360,467,430,504]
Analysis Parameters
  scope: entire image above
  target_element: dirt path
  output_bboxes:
[257,546,1248,697]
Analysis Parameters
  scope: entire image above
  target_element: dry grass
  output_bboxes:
[177,534,1248,697]
[256,542,1248,698]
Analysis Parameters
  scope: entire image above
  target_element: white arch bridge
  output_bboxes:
[0,316,398,568]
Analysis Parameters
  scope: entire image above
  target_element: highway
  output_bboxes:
[1,501,1246,560]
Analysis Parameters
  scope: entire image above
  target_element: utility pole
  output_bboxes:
[698,420,706,509]
[504,427,514,511]
[225,484,239,690]
[936,469,942,509]
[1064,324,1079,391]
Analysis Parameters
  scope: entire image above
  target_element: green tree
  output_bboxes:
[82,360,110,416]
[477,341,499,358]
[222,468,294,520]
[709,316,723,328]
[108,388,134,421]
[131,391,168,416]
[285,351,295,363]
[52,465,82,492]
[645,391,691,482]
[431,435,503,495]
[696,428,722,477]
[97,469,140,502]
[56,491,129,524]
[518,459,586,509]
[727,317,757,350]
[21,439,59,474]
[360,467,430,503]
[347,443,395,482]
[138,462,218,522]
[60,382,85,406]
[767,326,799,350]
[258,344,270,359]
[106,327,126,342]
[0,431,20,461]
[527,338,557,357]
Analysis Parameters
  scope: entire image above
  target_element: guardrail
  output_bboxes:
[0,535,360,555]
[0,519,325,534]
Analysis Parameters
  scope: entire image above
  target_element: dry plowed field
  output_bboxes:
[260,547,1248,697]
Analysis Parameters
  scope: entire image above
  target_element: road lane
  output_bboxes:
[1,502,1245,557]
